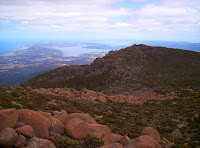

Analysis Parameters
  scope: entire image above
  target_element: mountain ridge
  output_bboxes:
[23,44,200,94]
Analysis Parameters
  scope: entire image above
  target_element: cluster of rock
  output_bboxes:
[33,87,108,103]
[0,108,174,148]
[32,87,172,105]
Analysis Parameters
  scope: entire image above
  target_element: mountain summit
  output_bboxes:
[23,44,200,94]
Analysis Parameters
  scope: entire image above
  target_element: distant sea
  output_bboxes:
[0,41,127,57]
[53,45,109,57]
[0,40,199,56]
[0,40,33,55]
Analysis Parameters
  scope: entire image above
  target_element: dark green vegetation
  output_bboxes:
[0,86,199,147]
[52,136,104,148]
[24,44,200,95]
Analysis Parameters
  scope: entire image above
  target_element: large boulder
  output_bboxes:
[88,96,97,101]
[25,86,32,90]
[17,109,49,138]
[99,143,123,148]
[0,108,18,130]
[49,118,65,134]
[57,88,75,98]
[48,100,57,106]
[85,91,99,98]
[99,96,107,102]
[126,96,139,104]
[52,88,60,94]
[98,92,107,97]
[136,135,162,148]
[109,95,126,103]
[45,88,54,95]
[0,128,18,147]
[26,137,56,148]
[14,134,26,148]
[90,132,105,139]
[38,111,52,119]
[67,113,97,124]
[33,88,46,94]
[142,127,161,142]
[112,134,122,143]
[15,122,25,129]
[82,88,90,93]
[49,131,62,141]
[119,135,132,147]
[52,111,60,115]
[53,110,67,123]
[65,118,90,140]
[172,129,183,139]
[15,125,33,138]
[80,91,86,99]
[89,124,114,145]
[71,88,80,97]
[11,101,23,109]
[162,138,174,148]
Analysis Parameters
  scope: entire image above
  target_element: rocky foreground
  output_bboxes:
[0,85,199,147]
[0,108,175,148]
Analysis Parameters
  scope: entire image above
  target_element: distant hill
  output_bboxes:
[23,44,200,94]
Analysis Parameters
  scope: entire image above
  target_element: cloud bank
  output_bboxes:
[0,0,199,41]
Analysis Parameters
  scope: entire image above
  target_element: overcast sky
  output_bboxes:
[0,0,200,42]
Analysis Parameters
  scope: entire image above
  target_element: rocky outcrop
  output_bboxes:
[32,87,174,104]
[33,87,109,103]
